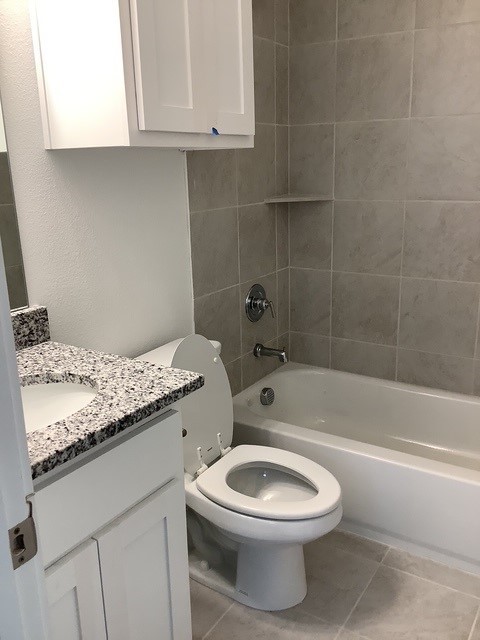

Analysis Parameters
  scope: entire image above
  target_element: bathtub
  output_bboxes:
[233,363,480,573]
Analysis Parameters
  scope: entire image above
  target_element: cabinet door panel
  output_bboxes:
[130,0,208,133]
[94,481,192,640]
[210,0,254,135]
[45,541,106,640]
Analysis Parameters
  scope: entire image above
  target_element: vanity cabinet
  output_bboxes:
[31,0,254,150]
[36,410,191,640]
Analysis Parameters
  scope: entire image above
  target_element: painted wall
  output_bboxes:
[0,1,194,357]
[187,0,289,394]
[288,0,480,396]
[0,102,7,153]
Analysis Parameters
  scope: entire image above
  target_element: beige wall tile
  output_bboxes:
[290,0,336,45]
[333,201,403,275]
[413,23,480,117]
[290,331,330,366]
[290,268,331,335]
[407,115,480,201]
[290,124,334,195]
[239,203,277,282]
[290,202,332,269]
[331,338,396,379]
[237,124,276,205]
[403,201,480,281]
[194,286,241,364]
[275,125,289,195]
[254,36,275,124]
[416,0,480,28]
[290,42,335,124]
[225,358,243,396]
[338,0,415,39]
[190,207,239,297]
[397,349,474,394]
[276,203,289,269]
[253,0,274,39]
[6,265,27,310]
[399,278,479,357]
[332,273,400,345]
[187,150,237,213]
[0,204,23,267]
[275,44,288,125]
[0,153,13,205]
[335,121,408,200]
[336,33,413,121]
[274,0,289,45]
[277,267,290,335]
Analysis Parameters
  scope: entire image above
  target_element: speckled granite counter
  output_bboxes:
[17,341,204,480]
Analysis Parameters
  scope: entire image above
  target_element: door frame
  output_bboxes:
[0,243,48,639]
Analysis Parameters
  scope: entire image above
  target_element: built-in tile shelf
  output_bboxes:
[264,194,333,204]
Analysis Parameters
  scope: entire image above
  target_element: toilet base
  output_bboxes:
[235,542,306,610]
[189,542,307,611]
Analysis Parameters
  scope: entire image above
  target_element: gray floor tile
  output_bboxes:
[206,602,339,639]
[301,545,379,625]
[346,565,478,640]
[383,548,480,598]
[190,580,232,640]
[336,631,370,640]
[310,530,389,563]
[471,615,480,640]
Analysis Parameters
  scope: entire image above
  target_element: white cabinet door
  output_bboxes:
[45,541,106,640]
[130,0,209,134]
[94,480,192,640]
[209,0,254,136]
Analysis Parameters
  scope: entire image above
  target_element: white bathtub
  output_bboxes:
[233,363,480,573]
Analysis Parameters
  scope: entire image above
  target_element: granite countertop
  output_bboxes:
[18,341,204,480]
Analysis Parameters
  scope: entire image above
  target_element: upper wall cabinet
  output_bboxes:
[31,0,254,150]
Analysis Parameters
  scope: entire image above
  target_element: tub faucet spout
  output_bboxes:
[253,343,288,363]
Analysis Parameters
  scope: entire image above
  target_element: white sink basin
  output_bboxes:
[21,382,97,434]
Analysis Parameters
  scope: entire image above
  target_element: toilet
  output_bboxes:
[138,335,342,611]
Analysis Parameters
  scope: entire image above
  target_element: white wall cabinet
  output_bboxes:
[36,410,192,640]
[31,0,254,150]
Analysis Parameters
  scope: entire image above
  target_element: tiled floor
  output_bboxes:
[190,529,480,640]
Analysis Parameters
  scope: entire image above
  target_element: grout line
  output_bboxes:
[202,602,235,640]
[379,563,480,600]
[335,564,381,638]
[289,112,480,127]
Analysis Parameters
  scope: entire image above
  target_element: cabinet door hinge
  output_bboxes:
[8,499,38,570]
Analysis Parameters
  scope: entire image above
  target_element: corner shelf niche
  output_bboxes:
[264,194,333,204]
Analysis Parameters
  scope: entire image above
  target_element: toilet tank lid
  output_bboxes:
[137,335,232,476]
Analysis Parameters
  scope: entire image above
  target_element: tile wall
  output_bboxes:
[289,0,480,395]
[0,152,27,309]
[187,0,290,394]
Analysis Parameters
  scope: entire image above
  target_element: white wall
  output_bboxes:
[0,1,194,357]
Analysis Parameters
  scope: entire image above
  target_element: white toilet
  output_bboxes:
[138,335,342,611]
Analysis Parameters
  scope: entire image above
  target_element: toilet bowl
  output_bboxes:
[138,335,342,611]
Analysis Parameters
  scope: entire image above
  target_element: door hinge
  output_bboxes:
[8,500,38,570]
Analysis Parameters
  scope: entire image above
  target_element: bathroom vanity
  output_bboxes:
[14,307,204,640]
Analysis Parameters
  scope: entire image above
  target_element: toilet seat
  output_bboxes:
[195,445,341,521]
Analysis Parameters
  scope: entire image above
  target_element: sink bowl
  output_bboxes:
[21,382,97,433]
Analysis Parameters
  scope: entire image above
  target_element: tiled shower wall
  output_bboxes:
[0,152,27,309]
[289,0,480,395]
[187,0,289,394]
